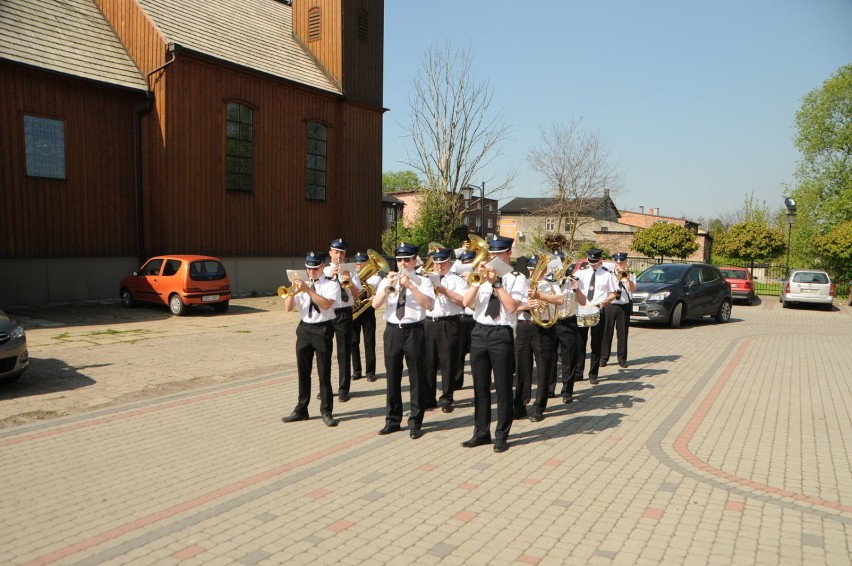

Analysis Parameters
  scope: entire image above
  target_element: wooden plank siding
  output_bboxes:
[93,0,168,79]
[0,63,143,258]
[137,54,383,258]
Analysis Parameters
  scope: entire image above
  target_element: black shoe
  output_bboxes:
[410,428,424,439]
[424,400,439,410]
[281,412,309,423]
[529,412,544,422]
[547,392,558,399]
[513,406,528,419]
[619,361,628,368]
[352,372,364,380]
[600,361,608,368]
[321,414,338,427]
[461,437,491,448]
[367,373,377,382]
[339,390,351,402]
[441,402,454,413]
[562,395,573,404]
[378,424,401,435]
[493,439,509,453]
[589,375,599,385]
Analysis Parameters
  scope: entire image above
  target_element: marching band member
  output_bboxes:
[371,243,435,439]
[461,236,528,453]
[452,249,477,391]
[512,254,555,420]
[574,249,618,385]
[530,269,587,416]
[423,247,467,413]
[601,252,636,369]
[281,252,341,427]
[351,251,382,382]
[324,238,361,402]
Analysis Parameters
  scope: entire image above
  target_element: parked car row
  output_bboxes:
[780,269,836,311]
[630,263,732,328]
[0,310,29,382]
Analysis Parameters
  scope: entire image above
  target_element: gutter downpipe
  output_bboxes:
[135,43,178,264]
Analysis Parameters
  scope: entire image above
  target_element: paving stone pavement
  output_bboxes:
[1,297,851,565]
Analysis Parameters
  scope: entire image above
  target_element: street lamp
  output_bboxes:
[784,197,797,278]
[461,182,485,237]
[392,202,401,247]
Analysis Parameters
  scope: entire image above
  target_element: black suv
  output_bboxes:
[631,263,732,328]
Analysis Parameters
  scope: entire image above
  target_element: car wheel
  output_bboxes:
[120,288,135,307]
[715,299,732,323]
[213,300,229,313]
[669,303,683,328]
[169,294,186,316]
[782,300,790,309]
[747,293,755,306]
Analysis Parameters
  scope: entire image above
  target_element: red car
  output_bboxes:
[120,255,232,315]
[719,267,755,305]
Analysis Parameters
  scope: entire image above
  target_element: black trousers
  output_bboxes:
[293,321,334,415]
[423,317,459,405]
[454,314,475,389]
[382,323,425,429]
[601,303,630,364]
[514,320,554,412]
[333,308,353,393]
[351,306,376,375]
[550,317,580,400]
[470,324,515,442]
[576,309,607,379]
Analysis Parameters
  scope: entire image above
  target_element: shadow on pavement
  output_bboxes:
[0,358,99,401]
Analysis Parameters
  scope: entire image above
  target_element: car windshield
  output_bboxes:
[190,260,227,281]
[792,272,829,284]
[637,264,689,284]
[720,269,747,279]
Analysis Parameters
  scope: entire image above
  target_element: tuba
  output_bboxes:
[419,242,444,275]
[529,251,558,328]
[352,249,390,320]
[465,233,491,287]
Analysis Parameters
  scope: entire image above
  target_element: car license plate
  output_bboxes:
[202,294,220,302]
[801,288,818,294]
[632,305,639,313]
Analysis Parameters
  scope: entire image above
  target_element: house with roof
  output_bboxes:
[1,0,384,306]
[498,191,632,257]
[615,206,712,262]
[386,190,500,239]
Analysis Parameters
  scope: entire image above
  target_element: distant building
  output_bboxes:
[386,190,500,239]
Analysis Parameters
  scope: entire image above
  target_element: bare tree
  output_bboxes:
[526,120,623,252]
[404,42,513,237]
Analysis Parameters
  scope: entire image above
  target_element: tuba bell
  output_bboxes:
[352,249,390,320]
[528,251,558,328]
[465,233,491,287]
[419,242,444,276]
[551,252,578,319]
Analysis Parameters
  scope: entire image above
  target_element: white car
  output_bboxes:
[0,310,29,382]
[780,269,835,310]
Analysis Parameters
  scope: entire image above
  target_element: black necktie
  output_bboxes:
[309,299,319,315]
[395,287,407,319]
[338,274,348,302]
[485,288,500,319]
[587,270,596,302]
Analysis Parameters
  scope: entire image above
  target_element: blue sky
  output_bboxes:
[382,0,852,223]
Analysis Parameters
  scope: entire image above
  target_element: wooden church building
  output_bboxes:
[0,0,385,306]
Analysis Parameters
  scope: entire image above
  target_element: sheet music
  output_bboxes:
[486,257,513,277]
[286,270,311,285]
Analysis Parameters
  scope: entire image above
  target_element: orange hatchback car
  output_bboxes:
[119,255,232,316]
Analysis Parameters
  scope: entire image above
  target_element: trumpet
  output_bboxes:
[466,233,491,287]
[419,242,444,275]
[617,269,631,282]
[277,278,314,299]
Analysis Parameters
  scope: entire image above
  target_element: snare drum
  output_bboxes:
[576,305,601,327]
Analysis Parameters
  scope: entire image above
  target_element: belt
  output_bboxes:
[557,315,578,325]
[301,320,332,327]
[425,315,460,322]
[334,307,353,314]
[389,321,423,329]
[459,314,474,320]
[518,319,535,325]
[474,322,512,330]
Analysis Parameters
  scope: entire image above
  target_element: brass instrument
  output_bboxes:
[466,233,491,287]
[551,253,578,319]
[419,242,444,275]
[277,278,314,299]
[528,251,557,328]
[353,250,390,320]
[617,269,631,282]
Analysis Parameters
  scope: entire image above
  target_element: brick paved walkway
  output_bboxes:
[1,298,850,565]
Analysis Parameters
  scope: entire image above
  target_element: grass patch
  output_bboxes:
[87,328,150,337]
[52,332,71,341]
[236,330,251,334]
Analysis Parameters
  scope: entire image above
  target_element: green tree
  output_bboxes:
[382,170,422,193]
[788,64,852,267]
[713,222,786,266]
[812,220,852,283]
[406,190,466,251]
[631,223,699,262]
